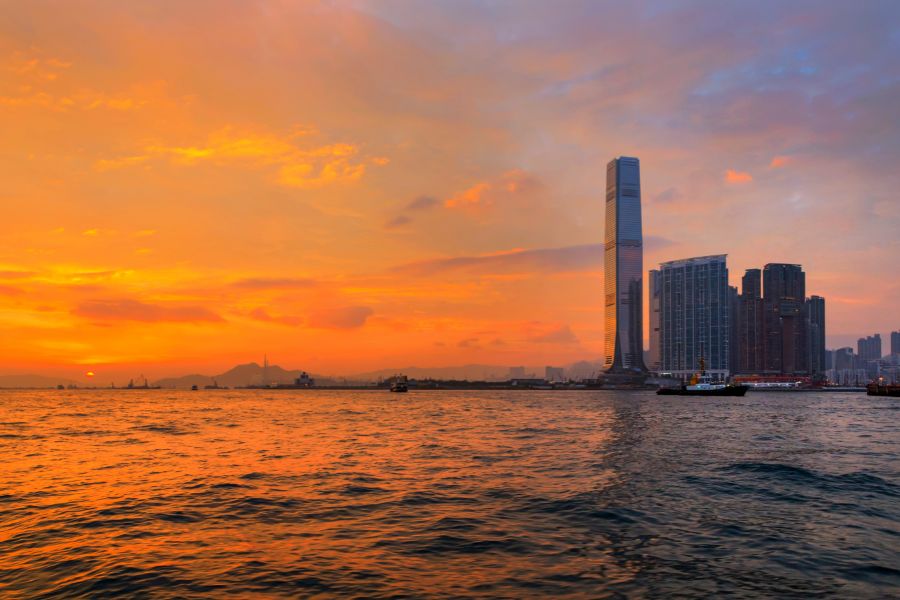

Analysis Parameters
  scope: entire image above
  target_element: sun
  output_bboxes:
[85,371,95,377]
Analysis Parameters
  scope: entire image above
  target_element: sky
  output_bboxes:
[1,0,898,380]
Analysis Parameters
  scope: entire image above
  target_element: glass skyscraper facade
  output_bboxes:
[604,156,646,372]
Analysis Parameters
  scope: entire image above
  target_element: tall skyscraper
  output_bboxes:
[763,263,807,374]
[648,269,661,372]
[892,331,900,355]
[738,269,764,373]
[806,295,826,374]
[603,156,646,372]
[658,254,730,380]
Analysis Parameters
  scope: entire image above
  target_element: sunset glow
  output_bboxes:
[2,2,897,381]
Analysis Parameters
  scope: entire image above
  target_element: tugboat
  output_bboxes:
[657,358,748,396]
[389,375,409,393]
[867,379,900,397]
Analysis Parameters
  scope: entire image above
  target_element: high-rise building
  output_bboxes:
[545,366,565,382]
[858,334,882,361]
[763,263,807,374]
[508,366,526,379]
[728,285,739,377]
[738,269,764,373]
[658,254,730,381]
[806,295,826,374]
[648,269,661,372]
[833,347,855,371]
[892,331,900,355]
[603,156,646,372]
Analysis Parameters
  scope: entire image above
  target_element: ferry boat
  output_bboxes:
[657,358,748,397]
[390,375,409,393]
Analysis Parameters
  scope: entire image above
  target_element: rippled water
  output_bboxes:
[1,390,898,598]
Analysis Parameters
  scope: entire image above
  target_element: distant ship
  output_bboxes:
[867,381,900,397]
[657,358,748,396]
[125,377,160,390]
[390,375,408,393]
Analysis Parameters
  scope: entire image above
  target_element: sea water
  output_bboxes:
[1,389,898,598]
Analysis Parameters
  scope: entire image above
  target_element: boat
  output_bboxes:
[191,385,199,391]
[657,358,748,396]
[390,375,409,393]
[866,381,900,397]
[124,376,161,390]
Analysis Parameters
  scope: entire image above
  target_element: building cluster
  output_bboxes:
[602,153,893,385]
[647,259,827,382]
[824,332,900,385]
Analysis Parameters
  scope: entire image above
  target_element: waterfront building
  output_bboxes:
[892,331,900,355]
[806,295,826,375]
[507,366,526,380]
[658,254,730,381]
[858,334,882,378]
[545,366,565,382]
[648,269,661,372]
[833,347,855,371]
[737,269,764,373]
[729,285,740,377]
[603,156,646,372]
[763,263,807,375]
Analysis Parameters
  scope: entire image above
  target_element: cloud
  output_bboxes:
[653,187,682,204]
[0,270,36,279]
[531,325,578,344]
[231,277,318,290]
[391,243,605,276]
[444,170,541,210]
[97,128,380,188]
[73,298,224,323]
[406,195,439,210]
[724,169,753,184]
[769,155,793,168]
[384,215,412,229]
[249,307,302,326]
[308,305,373,329]
[457,337,481,348]
[0,284,25,296]
[644,235,677,253]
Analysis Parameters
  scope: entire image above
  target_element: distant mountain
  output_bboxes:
[349,360,606,382]
[151,358,608,389]
[154,362,311,388]
[0,374,81,388]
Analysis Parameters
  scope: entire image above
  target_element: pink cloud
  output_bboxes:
[770,155,793,168]
[724,169,753,184]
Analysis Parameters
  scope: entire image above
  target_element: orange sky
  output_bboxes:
[1,2,897,380]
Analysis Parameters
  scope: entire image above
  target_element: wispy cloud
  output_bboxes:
[73,298,224,323]
[308,305,373,329]
[531,325,578,344]
[231,277,318,290]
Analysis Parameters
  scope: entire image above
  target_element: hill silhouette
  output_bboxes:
[154,362,309,388]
